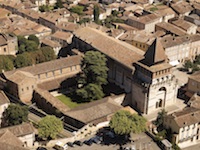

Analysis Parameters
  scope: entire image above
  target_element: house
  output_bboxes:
[155,22,186,36]
[187,93,200,109]
[2,55,82,103]
[172,19,197,35]
[0,90,10,125]
[0,33,18,55]
[184,14,200,26]
[0,123,36,147]
[51,31,73,47]
[164,107,200,148]
[160,34,200,65]
[41,38,61,55]
[0,130,29,150]
[125,14,163,33]
[30,0,57,6]
[171,1,193,16]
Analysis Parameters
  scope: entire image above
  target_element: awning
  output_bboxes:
[169,60,179,66]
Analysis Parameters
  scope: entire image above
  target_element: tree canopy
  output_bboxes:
[0,55,14,72]
[1,104,28,127]
[70,5,84,15]
[40,46,56,62]
[28,35,40,46]
[109,110,147,135]
[76,51,108,102]
[38,115,63,139]
[14,52,33,68]
[54,0,63,9]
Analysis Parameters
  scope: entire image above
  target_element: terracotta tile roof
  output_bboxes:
[51,31,72,41]
[66,96,123,124]
[7,71,36,84]
[0,123,35,137]
[0,90,10,105]
[128,14,161,24]
[156,22,186,36]
[0,130,24,147]
[0,34,7,46]
[74,27,144,69]
[161,34,200,48]
[35,88,70,113]
[168,107,200,128]
[171,1,193,14]
[4,55,82,77]
[189,71,200,82]
[41,38,61,48]
[172,19,197,31]
[187,94,200,109]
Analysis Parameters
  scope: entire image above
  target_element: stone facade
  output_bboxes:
[0,33,18,55]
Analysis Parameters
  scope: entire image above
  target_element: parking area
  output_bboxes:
[49,131,161,150]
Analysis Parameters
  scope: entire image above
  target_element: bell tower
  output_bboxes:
[132,38,178,114]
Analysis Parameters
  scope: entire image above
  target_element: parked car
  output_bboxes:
[84,139,93,146]
[92,136,102,144]
[73,140,83,146]
[67,142,74,147]
[37,147,47,150]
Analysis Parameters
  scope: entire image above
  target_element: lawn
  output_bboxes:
[56,94,80,109]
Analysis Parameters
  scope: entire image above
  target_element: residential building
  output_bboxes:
[172,19,197,35]
[0,33,18,55]
[171,1,193,16]
[132,38,178,114]
[164,107,200,148]
[125,14,163,33]
[0,123,36,147]
[51,31,73,47]
[160,35,200,65]
[41,38,61,55]
[155,22,186,36]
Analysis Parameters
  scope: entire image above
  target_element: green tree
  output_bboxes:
[38,115,63,139]
[39,5,52,12]
[30,50,45,64]
[26,40,38,52]
[76,51,108,101]
[80,51,108,86]
[195,54,200,64]
[14,52,33,68]
[70,5,84,15]
[93,4,100,24]
[1,104,28,127]
[0,56,14,72]
[183,60,193,71]
[54,0,63,9]
[41,46,56,62]
[76,83,104,102]
[155,109,167,130]
[110,110,147,136]
[28,35,40,46]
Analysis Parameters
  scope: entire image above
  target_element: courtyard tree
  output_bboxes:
[0,56,14,72]
[41,46,56,62]
[14,52,33,68]
[38,115,63,139]
[183,60,193,71]
[28,35,40,47]
[70,5,84,15]
[54,0,63,9]
[110,110,147,136]
[76,50,108,101]
[1,104,28,127]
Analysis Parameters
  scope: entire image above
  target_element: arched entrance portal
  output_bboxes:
[155,87,167,109]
